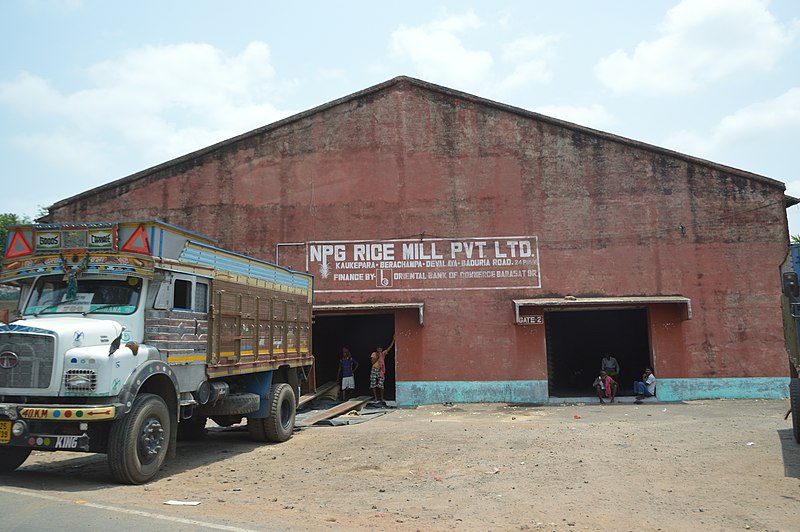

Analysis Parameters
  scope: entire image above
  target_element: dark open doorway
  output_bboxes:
[312,313,396,400]
[545,308,651,397]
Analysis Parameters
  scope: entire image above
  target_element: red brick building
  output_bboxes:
[44,77,792,404]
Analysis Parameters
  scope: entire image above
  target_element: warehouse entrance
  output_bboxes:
[312,313,396,400]
[545,308,651,397]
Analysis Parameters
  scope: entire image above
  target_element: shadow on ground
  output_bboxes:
[778,428,800,478]
[0,426,271,492]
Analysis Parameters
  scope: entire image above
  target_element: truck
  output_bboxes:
[780,243,800,443]
[0,220,314,483]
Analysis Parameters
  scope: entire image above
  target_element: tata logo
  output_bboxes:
[0,351,19,369]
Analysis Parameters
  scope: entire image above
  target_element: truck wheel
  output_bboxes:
[248,383,296,443]
[108,393,170,484]
[195,392,260,416]
[177,415,207,441]
[791,378,800,444]
[0,447,31,472]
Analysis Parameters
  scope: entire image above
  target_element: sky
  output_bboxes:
[1,0,799,232]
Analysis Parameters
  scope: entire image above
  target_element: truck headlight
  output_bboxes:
[64,370,97,391]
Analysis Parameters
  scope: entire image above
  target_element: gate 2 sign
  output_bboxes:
[306,236,540,293]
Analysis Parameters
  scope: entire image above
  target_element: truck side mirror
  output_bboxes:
[783,271,799,298]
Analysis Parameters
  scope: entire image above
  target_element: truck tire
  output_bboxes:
[0,447,31,472]
[108,393,170,484]
[177,415,207,441]
[247,383,296,443]
[195,392,260,416]
[791,378,800,444]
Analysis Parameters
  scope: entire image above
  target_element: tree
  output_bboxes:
[792,235,800,245]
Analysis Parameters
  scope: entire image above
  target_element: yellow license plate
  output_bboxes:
[0,420,10,443]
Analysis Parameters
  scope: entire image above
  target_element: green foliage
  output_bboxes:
[792,235,800,245]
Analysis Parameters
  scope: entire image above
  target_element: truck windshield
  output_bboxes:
[24,275,142,316]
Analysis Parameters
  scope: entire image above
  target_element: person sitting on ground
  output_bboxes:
[337,347,358,401]
[601,353,620,378]
[370,336,395,406]
[633,367,656,404]
[593,370,618,404]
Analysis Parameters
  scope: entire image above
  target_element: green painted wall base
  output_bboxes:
[395,377,790,405]
[655,377,790,401]
[396,380,548,406]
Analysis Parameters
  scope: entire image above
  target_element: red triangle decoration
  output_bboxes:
[120,224,151,255]
[4,229,33,259]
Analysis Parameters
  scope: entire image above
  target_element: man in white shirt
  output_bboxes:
[634,367,656,403]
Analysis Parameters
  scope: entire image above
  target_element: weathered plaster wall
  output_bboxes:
[46,78,790,391]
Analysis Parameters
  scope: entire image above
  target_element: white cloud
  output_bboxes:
[391,11,493,88]
[502,35,554,64]
[12,133,113,180]
[497,9,512,30]
[0,72,65,113]
[665,87,800,154]
[314,67,348,83]
[428,10,483,33]
[532,103,615,130]
[0,42,296,180]
[595,0,794,94]
[391,11,557,94]
[492,35,558,92]
[492,60,552,93]
[24,0,84,12]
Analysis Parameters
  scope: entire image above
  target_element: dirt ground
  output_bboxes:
[5,398,800,531]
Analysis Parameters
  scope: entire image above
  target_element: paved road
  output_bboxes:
[0,485,258,532]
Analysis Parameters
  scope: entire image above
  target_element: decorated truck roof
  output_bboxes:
[1,220,313,302]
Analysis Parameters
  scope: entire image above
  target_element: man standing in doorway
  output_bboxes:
[337,347,358,401]
[370,336,395,407]
[601,353,620,378]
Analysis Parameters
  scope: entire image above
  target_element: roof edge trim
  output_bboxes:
[513,296,692,321]
[314,302,424,325]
